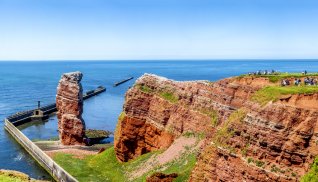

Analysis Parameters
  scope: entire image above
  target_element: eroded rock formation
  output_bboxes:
[115,73,318,181]
[56,71,86,145]
[146,172,178,182]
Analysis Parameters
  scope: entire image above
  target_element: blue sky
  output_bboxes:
[0,0,317,60]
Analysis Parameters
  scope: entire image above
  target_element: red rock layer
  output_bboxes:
[115,74,318,181]
[56,71,86,145]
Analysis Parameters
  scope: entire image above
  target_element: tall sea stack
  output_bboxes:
[56,71,86,145]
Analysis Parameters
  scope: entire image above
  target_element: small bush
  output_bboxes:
[271,165,280,173]
[247,158,254,164]
[183,131,196,138]
[255,160,265,167]
[241,143,250,156]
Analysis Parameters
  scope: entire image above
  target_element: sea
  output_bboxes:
[0,60,317,179]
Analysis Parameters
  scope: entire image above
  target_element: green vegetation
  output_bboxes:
[137,84,179,103]
[301,156,318,182]
[0,170,40,182]
[54,147,126,181]
[0,175,26,182]
[156,153,197,182]
[241,143,250,157]
[246,158,265,168]
[53,147,197,182]
[200,109,218,127]
[251,86,318,106]
[240,72,318,83]
[138,85,153,93]
[85,129,112,138]
[32,136,59,142]
[132,151,197,182]
[255,160,265,168]
[247,158,254,164]
[270,165,280,173]
[182,131,205,140]
[159,92,179,103]
[270,165,287,174]
[213,109,246,152]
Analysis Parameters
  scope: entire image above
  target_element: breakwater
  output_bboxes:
[7,86,106,126]
[113,77,134,87]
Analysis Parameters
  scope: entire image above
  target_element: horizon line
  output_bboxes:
[0,58,318,62]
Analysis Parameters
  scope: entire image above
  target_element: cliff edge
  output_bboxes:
[115,73,318,181]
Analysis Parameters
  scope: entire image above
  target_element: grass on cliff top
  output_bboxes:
[301,156,318,182]
[159,92,179,103]
[251,86,318,106]
[53,147,196,182]
[138,85,153,93]
[239,72,318,83]
[137,84,179,103]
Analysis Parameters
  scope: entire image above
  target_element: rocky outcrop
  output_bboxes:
[146,172,178,182]
[115,73,318,181]
[56,71,86,145]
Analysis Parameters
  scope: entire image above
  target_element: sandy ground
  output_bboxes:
[45,148,96,159]
[34,141,112,159]
[129,136,203,180]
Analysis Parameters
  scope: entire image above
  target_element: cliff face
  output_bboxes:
[56,71,86,145]
[115,73,318,181]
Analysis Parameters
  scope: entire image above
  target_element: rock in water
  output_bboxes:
[56,71,86,145]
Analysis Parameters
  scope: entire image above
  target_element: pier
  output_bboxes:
[6,86,106,126]
[113,77,134,87]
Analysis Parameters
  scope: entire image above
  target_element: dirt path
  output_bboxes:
[129,136,203,180]
[34,141,112,159]
[45,148,96,159]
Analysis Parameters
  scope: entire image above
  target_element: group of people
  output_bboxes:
[248,69,276,76]
[246,69,317,87]
[304,77,317,85]
[281,77,317,86]
[281,79,291,86]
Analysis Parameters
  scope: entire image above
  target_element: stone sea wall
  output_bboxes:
[4,119,78,182]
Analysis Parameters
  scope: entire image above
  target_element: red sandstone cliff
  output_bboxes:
[56,71,86,145]
[115,73,318,181]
